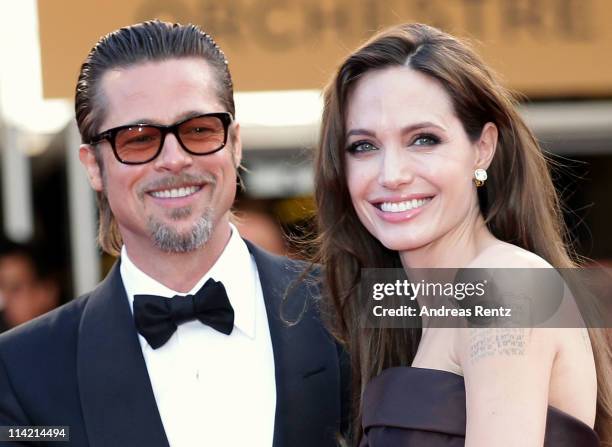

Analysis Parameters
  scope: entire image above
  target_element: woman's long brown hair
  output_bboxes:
[313,23,612,445]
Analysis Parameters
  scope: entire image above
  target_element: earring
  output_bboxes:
[473,168,487,187]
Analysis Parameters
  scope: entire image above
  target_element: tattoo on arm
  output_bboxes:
[469,328,528,364]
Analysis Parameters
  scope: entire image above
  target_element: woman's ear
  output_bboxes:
[474,122,498,170]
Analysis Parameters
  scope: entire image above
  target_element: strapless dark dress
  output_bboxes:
[360,367,600,446]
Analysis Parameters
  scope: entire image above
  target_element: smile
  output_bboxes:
[378,197,433,213]
[149,185,202,199]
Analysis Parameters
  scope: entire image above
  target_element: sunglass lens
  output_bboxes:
[178,116,226,153]
[115,126,162,163]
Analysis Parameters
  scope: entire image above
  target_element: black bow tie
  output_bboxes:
[133,278,235,349]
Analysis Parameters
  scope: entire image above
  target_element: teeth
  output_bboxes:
[150,186,200,199]
[380,197,432,213]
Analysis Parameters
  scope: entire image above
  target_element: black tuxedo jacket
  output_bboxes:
[0,242,348,446]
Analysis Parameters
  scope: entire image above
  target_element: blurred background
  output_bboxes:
[0,0,610,330]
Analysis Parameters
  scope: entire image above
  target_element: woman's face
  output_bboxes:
[344,66,489,253]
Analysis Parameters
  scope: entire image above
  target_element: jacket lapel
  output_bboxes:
[77,262,169,447]
[247,243,290,447]
[246,241,341,447]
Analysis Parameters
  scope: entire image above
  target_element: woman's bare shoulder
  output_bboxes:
[467,240,552,269]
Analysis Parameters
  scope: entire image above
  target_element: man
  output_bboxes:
[0,21,346,446]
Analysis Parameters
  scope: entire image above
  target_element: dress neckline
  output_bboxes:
[372,365,597,434]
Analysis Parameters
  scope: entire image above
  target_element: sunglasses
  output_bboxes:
[88,112,233,165]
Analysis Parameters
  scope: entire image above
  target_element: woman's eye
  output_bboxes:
[347,141,378,154]
[412,134,440,146]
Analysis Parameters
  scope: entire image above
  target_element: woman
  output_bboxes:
[314,23,611,446]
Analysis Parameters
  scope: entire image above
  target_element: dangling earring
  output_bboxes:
[473,168,487,187]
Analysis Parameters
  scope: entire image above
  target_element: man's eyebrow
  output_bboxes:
[118,111,210,127]
[346,121,446,138]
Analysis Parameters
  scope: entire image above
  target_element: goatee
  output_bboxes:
[147,206,213,253]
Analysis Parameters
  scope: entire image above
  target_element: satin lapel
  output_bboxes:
[77,262,169,447]
[247,243,289,447]
[246,241,339,447]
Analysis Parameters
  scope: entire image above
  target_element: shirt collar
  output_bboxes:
[120,223,256,338]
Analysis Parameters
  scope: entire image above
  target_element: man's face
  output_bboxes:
[80,58,241,255]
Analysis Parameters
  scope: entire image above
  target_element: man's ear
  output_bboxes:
[231,122,243,169]
[79,145,104,192]
[474,122,498,170]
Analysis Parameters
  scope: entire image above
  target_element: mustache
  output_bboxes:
[138,172,216,198]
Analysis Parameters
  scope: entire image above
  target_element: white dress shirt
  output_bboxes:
[120,225,276,446]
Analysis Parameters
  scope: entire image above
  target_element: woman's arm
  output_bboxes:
[458,327,557,447]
